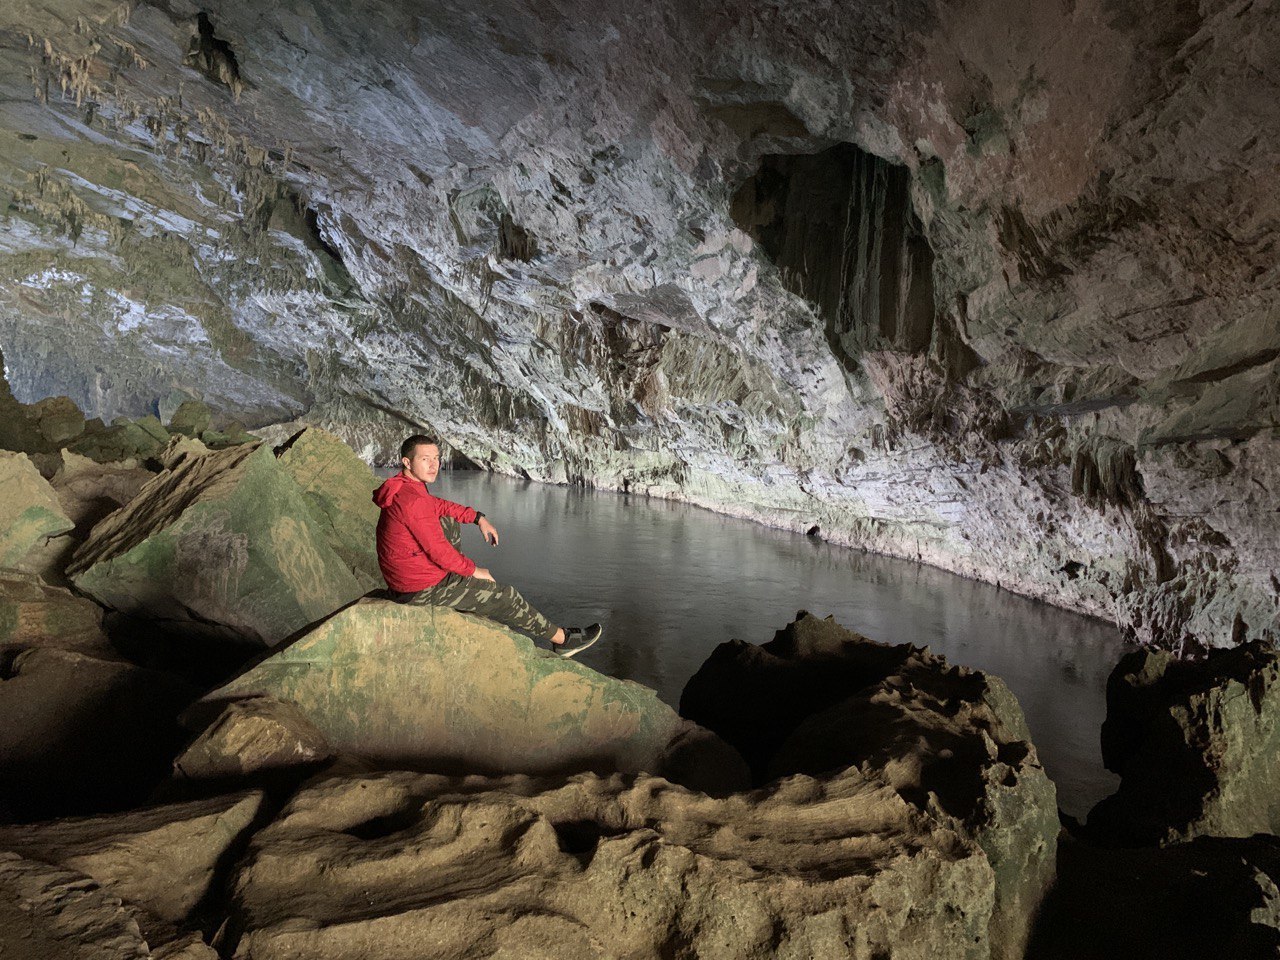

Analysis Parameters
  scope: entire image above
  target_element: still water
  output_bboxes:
[401,470,1130,817]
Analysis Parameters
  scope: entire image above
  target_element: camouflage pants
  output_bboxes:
[398,517,558,642]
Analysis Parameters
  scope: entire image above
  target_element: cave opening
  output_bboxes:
[730,144,937,368]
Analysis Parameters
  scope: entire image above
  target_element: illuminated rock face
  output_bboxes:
[1,0,1277,651]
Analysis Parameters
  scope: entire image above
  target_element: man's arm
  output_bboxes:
[436,495,500,546]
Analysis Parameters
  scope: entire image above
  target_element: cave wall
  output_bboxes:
[0,0,1276,650]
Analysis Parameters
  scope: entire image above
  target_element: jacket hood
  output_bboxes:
[373,472,423,509]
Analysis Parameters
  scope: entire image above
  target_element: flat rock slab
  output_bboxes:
[199,599,687,778]
[68,442,365,646]
[0,792,263,938]
[1089,641,1280,845]
[0,450,75,576]
[229,768,994,960]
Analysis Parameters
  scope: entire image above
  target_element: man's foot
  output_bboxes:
[553,623,602,658]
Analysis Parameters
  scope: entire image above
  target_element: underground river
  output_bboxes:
[405,469,1132,818]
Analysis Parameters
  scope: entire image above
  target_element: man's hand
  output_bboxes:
[477,516,500,546]
[472,566,496,582]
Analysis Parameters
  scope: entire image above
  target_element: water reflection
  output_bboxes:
[385,469,1130,816]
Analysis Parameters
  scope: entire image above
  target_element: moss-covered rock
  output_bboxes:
[198,599,717,781]
[67,443,366,646]
[0,450,75,576]
[273,427,381,587]
[67,416,172,464]
[167,401,212,438]
[1088,642,1280,845]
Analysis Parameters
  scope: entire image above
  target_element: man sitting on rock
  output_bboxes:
[373,434,602,658]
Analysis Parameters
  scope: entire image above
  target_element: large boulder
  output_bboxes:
[1088,642,1280,845]
[0,792,263,944]
[681,612,1058,960]
[272,428,382,587]
[0,450,76,577]
[0,569,111,658]
[0,648,195,818]
[67,442,367,646]
[196,599,744,788]
[228,767,996,960]
[67,417,172,464]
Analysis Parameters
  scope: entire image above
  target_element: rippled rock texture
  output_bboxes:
[1,0,1277,650]
[226,768,995,960]
[682,612,1058,960]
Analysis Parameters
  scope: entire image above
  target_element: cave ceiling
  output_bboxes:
[1,0,1277,648]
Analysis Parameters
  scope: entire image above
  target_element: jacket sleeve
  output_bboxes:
[434,496,479,525]
[404,499,477,577]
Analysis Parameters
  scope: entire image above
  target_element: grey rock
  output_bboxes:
[1088,641,1280,845]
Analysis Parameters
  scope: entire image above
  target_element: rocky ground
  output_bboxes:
[3,398,1280,957]
[0,0,1275,654]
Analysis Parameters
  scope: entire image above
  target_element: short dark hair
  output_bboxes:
[400,434,440,461]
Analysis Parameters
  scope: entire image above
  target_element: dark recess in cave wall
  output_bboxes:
[730,145,936,369]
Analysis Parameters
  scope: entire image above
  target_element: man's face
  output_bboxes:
[402,443,441,484]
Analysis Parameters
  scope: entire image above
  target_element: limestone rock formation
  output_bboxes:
[50,451,155,540]
[67,442,366,646]
[0,568,110,656]
[0,449,75,577]
[0,852,153,959]
[0,647,195,818]
[1088,642,1280,845]
[682,612,1058,960]
[227,768,996,960]
[1029,834,1280,960]
[197,599,737,788]
[271,428,382,587]
[0,792,264,943]
[2,0,1277,650]
[174,698,333,782]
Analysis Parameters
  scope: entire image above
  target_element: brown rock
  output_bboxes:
[229,767,995,960]
[0,792,264,940]
[0,450,75,577]
[0,569,110,657]
[174,698,333,781]
[681,612,1058,960]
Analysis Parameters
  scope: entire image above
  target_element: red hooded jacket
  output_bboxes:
[372,473,478,591]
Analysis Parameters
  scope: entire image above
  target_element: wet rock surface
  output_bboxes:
[227,768,994,960]
[682,612,1058,960]
[1088,641,1280,846]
